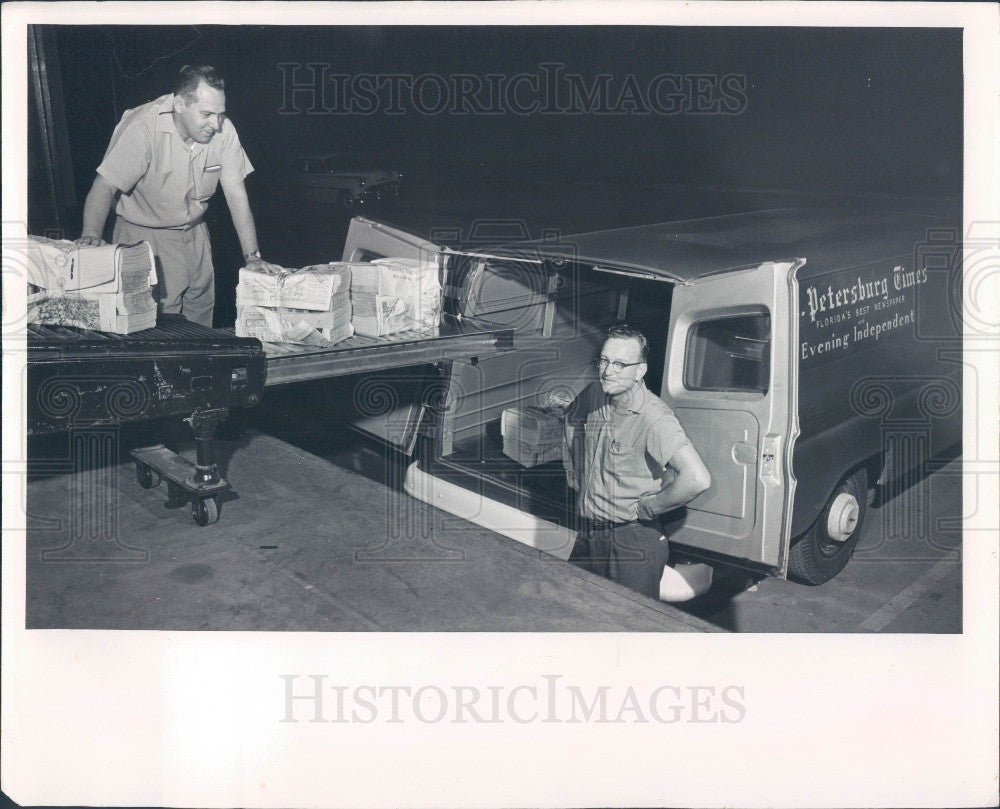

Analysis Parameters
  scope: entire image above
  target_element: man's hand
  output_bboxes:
[74,235,107,247]
[636,445,710,521]
[636,494,660,522]
[246,258,288,276]
[637,466,677,520]
[537,389,574,415]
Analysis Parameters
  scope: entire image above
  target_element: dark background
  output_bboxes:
[28,24,963,324]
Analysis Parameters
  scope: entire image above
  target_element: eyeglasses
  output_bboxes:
[594,357,644,374]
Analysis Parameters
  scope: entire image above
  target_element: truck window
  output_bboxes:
[684,311,771,394]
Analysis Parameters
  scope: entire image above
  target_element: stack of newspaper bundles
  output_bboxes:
[350,257,441,338]
[235,261,353,346]
[500,406,565,467]
[25,235,158,334]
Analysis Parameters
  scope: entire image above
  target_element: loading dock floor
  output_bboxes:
[24,421,962,633]
[25,430,717,632]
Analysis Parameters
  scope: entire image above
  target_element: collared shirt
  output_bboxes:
[563,381,691,523]
[97,94,253,229]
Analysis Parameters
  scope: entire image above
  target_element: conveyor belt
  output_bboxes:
[229,314,514,386]
[26,314,266,434]
[28,314,261,358]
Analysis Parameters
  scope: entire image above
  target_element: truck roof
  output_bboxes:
[501,207,951,282]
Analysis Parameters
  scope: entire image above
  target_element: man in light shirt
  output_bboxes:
[76,64,265,326]
[562,324,712,599]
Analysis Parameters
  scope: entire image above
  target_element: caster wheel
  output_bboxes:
[192,497,220,527]
[136,464,161,489]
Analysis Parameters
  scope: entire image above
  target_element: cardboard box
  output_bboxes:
[500,406,565,446]
[502,436,563,468]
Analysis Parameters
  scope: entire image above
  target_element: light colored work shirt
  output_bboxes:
[564,381,691,523]
[97,94,253,229]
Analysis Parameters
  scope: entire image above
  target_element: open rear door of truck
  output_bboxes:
[330,216,548,450]
[242,218,515,452]
[661,260,801,574]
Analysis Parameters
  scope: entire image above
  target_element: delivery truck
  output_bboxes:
[337,208,962,586]
[27,206,961,585]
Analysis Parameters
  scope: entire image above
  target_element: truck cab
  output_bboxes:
[340,208,962,587]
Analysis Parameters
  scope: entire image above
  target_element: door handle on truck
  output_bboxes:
[760,437,782,482]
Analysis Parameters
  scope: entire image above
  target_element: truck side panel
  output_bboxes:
[792,247,961,536]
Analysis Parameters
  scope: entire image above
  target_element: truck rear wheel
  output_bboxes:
[788,468,868,585]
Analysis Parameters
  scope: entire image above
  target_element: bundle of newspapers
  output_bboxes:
[235,261,354,346]
[25,235,158,334]
[349,257,441,338]
[235,257,442,346]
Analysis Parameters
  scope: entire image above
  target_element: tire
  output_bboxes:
[788,468,869,585]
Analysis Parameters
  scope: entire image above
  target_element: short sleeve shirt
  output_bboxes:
[97,94,253,228]
[564,381,692,523]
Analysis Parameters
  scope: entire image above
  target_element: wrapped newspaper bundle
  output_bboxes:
[350,257,441,338]
[25,236,157,334]
[236,301,354,347]
[235,261,353,346]
[29,294,157,334]
[236,261,349,311]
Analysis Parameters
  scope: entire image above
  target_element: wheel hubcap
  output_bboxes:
[826,492,860,542]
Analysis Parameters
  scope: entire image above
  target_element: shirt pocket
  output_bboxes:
[196,165,222,200]
[605,434,636,478]
[607,433,646,482]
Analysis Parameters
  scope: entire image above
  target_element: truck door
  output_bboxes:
[341,216,442,264]
[661,260,801,573]
[337,217,532,453]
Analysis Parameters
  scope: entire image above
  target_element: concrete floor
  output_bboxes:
[246,382,965,634]
[24,427,717,632]
[24,403,962,633]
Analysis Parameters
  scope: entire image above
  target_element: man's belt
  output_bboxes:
[581,517,636,531]
[119,215,206,232]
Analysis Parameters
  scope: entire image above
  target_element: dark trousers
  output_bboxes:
[569,518,669,600]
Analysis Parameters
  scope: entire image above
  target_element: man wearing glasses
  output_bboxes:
[561,324,712,600]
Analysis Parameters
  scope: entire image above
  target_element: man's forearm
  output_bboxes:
[636,446,712,521]
[637,476,703,520]
[80,175,117,240]
[223,181,260,257]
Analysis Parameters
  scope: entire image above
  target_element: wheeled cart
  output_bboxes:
[131,407,232,526]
